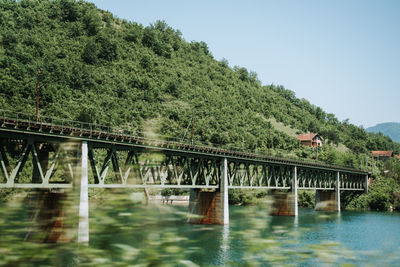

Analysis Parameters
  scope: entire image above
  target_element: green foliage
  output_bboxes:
[161,188,173,197]
[229,189,268,205]
[298,190,315,208]
[161,189,186,197]
[96,33,118,61]
[81,39,98,64]
[345,159,400,211]
[142,20,180,58]
[368,190,391,211]
[384,158,400,182]
[341,192,367,210]
[82,8,101,36]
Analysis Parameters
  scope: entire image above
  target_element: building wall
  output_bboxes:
[301,140,313,147]
[301,139,322,147]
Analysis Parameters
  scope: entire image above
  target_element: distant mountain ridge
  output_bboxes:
[367,123,400,143]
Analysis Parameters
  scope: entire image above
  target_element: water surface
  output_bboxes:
[1,193,399,266]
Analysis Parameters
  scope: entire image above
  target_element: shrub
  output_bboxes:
[298,190,315,208]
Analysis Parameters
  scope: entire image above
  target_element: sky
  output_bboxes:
[88,0,400,128]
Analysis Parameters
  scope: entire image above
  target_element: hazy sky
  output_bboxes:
[88,0,400,127]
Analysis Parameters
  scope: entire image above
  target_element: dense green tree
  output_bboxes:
[82,39,98,64]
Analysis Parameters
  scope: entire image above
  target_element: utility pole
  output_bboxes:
[191,111,194,145]
[371,154,374,173]
[36,69,41,121]
[268,130,271,156]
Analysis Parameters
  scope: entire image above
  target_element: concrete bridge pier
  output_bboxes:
[187,158,229,224]
[24,189,68,243]
[78,141,89,244]
[25,144,69,243]
[26,140,90,244]
[24,142,84,243]
[315,172,340,212]
[270,166,298,216]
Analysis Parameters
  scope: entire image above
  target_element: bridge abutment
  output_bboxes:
[270,191,298,216]
[187,189,224,224]
[187,158,229,224]
[270,166,298,216]
[25,145,71,243]
[24,189,69,243]
[315,172,340,212]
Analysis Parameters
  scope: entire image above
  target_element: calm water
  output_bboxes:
[1,193,400,266]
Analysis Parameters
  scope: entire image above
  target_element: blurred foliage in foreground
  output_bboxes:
[1,191,400,266]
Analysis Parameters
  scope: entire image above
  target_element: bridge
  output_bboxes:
[0,110,368,243]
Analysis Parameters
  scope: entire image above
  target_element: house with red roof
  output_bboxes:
[296,133,323,148]
[371,151,393,160]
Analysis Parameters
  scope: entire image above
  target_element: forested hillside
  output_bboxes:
[1,0,400,211]
[0,0,399,164]
[367,123,400,143]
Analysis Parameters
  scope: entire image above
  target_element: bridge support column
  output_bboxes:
[24,189,68,243]
[78,141,89,244]
[187,158,229,224]
[270,166,298,216]
[315,172,340,212]
[25,145,69,243]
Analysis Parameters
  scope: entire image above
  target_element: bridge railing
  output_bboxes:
[0,109,140,137]
[0,109,367,173]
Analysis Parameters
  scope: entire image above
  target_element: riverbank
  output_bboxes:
[149,195,189,205]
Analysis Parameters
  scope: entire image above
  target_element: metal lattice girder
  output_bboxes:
[9,141,30,184]
[0,141,11,182]
[44,146,60,184]
[339,172,365,191]
[226,161,291,189]
[0,136,79,188]
[297,167,336,190]
[85,148,226,188]
[0,129,369,191]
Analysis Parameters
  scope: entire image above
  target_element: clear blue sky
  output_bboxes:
[88,0,400,128]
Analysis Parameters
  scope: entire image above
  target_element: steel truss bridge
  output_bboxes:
[0,110,368,191]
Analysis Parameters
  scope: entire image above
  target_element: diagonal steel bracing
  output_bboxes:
[0,132,368,191]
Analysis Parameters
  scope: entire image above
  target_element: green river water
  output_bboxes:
[1,191,399,266]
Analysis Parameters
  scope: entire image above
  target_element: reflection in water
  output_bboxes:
[218,225,230,265]
[1,192,400,266]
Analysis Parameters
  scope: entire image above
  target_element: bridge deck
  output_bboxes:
[0,110,367,175]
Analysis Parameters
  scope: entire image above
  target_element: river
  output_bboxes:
[1,192,399,266]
